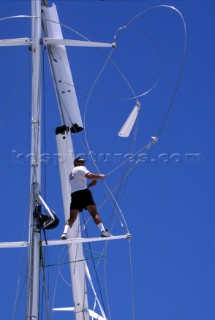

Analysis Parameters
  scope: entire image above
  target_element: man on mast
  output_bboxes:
[61,157,111,239]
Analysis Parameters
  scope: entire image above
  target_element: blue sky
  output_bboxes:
[0,0,215,319]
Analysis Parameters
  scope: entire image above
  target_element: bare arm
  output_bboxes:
[85,172,106,180]
[87,180,97,188]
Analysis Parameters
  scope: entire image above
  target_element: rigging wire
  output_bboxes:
[52,246,74,319]
[0,12,162,103]
[81,44,131,234]
[50,19,161,101]
[1,5,187,320]
[12,259,28,319]
[73,236,89,320]
[114,4,187,137]
[40,246,51,320]
[114,25,163,101]
[103,243,111,320]
[80,6,187,320]
[81,4,187,237]
[52,243,105,318]
[0,13,161,155]
[81,213,107,315]
[108,116,139,224]
[102,6,186,180]
[39,48,54,320]
[128,238,135,320]
[85,4,186,148]
[39,10,165,198]
[101,238,135,320]
[12,47,32,320]
[42,47,48,201]
[43,7,187,319]
[12,270,29,320]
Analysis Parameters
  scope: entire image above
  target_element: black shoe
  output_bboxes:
[61,233,67,240]
[101,230,111,237]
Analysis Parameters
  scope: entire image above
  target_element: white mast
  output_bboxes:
[56,128,90,319]
[42,3,114,319]
[27,0,42,318]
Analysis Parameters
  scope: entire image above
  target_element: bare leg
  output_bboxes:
[66,209,79,228]
[61,209,79,239]
[87,204,111,237]
[87,205,102,225]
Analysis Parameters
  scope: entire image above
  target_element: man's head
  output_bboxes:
[74,157,86,167]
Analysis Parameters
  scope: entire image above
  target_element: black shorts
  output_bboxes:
[70,188,96,211]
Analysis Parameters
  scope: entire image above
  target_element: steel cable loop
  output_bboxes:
[114,4,187,138]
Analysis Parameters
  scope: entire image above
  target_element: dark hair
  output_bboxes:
[74,157,86,166]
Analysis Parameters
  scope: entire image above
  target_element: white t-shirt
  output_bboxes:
[69,166,89,193]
